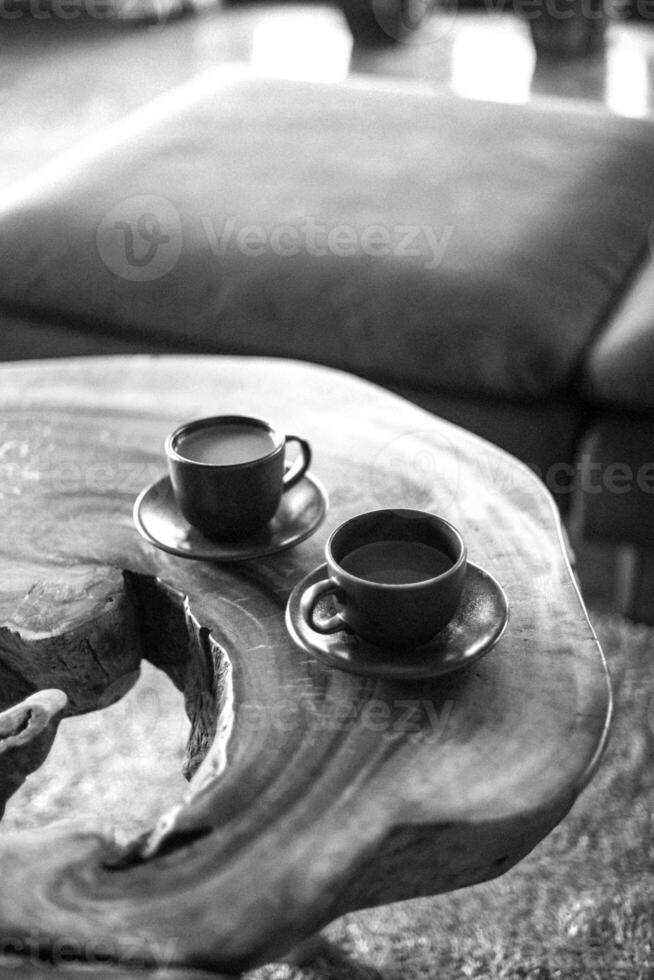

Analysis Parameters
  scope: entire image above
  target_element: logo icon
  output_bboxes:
[369,428,462,512]
[96,195,182,282]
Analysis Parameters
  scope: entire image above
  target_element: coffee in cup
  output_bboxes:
[300,509,467,648]
[166,415,311,540]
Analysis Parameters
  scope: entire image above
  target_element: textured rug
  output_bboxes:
[2,612,653,979]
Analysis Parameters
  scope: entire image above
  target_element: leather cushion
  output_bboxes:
[572,417,654,549]
[584,254,654,412]
[0,312,166,360]
[391,384,581,508]
[1,70,654,400]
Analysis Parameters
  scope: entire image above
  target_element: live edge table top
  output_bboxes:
[0,356,611,976]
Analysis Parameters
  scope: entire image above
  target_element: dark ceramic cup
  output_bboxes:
[300,509,467,649]
[166,415,311,540]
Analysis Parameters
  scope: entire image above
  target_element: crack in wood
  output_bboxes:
[1,707,31,739]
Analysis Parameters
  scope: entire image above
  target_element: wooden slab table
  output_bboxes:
[0,356,611,975]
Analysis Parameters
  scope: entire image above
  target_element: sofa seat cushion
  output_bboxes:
[0,312,168,360]
[1,69,654,402]
[392,386,582,506]
[583,255,654,412]
[572,417,654,550]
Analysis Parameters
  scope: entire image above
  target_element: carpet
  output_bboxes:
[1,613,652,979]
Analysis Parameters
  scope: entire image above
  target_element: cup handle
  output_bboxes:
[300,579,347,635]
[283,435,312,491]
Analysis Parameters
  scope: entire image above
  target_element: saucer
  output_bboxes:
[133,472,328,561]
[285,562,508,680]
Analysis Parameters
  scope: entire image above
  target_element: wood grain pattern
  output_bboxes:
[0,356,611,973]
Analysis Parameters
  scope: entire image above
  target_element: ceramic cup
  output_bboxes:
[166,415,311,540]
[300,509,467,649]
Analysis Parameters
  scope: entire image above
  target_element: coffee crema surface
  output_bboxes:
[341,541,453,585]
[176,425,277,465]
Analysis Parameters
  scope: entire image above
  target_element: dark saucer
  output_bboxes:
[285,561,508,680]
[133,472,328,561]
